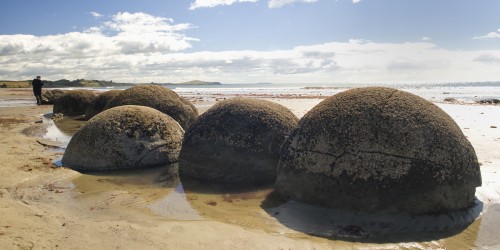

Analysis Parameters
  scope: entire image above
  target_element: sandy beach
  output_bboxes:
[0,88,499,249]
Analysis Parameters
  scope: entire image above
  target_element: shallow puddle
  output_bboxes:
[41,114,490,248]
[42,113,85,146]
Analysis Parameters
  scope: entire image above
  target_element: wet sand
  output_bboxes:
[0,88,499,249]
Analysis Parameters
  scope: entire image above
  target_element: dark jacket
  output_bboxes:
[32,78,43,94]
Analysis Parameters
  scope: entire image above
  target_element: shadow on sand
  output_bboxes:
[179,173,275,196]
[70,163,181,188]
[260,190,483,243]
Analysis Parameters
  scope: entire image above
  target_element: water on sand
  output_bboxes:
[39,113,488,249]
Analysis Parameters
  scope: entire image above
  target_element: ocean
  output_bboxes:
[1,82,499,107]
[172,83,500,103]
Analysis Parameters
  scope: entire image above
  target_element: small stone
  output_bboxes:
[42,158,51,165]
[205,201,217,206]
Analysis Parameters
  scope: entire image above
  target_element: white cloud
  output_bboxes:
[268,0,317,8]
[189,0,360,10]
[189,0,317,9]
[421,36,431,41]
[1,12,500,84]
[90,11,103,19]
[473,29,500,40]
[474,54,500,63]
[189,0,258,10]
[348,38,370,44]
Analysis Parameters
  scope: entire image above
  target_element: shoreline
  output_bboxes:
[0,88,499,249]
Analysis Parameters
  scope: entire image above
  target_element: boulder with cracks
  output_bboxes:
[179,98,298,187]
[104,85,198,129]
[62,105,184,172]
[276,87,481,215]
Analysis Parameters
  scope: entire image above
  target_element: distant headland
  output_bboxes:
[0,79,221,88]
[162,80,221,86]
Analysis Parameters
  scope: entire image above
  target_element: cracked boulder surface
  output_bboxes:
[179,98,298,187]
[53,89,96,116]
[62,105,184,172]
[104,85,198,130]
[84,90,122,120]
[276,87,481,214]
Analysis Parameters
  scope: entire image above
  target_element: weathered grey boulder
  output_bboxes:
[62,105,184,172]
[42,89,65,104]
[179,98,298,186]
[477,98,500,104]
[53,90,96,116]
[84,90,122,120]
[104,85,198,129]
[276,87,481,214]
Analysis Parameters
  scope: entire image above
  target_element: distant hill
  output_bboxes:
[0,80,31,88]
[0,79,221,88]
[0,79,133,88]
[46,79,134,88]
[164,80,221,85]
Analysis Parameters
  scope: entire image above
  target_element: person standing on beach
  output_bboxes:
[32,76,43,105]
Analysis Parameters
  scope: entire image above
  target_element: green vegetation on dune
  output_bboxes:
[47,79,134,88]
[0,79,220,88]
[0,81,31,88]
[0,79,134,88]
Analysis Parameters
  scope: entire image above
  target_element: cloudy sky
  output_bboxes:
[1,0,500,84]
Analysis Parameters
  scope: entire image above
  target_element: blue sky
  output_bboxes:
[1,0,500,84]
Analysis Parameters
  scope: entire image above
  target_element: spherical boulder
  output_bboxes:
[179,98,299,186]
[53,89,96,116]
[62,105,184,172]
[104,85,198,129]
[42,89,65,104]
[84,90,122,120]
[276,87,481,214]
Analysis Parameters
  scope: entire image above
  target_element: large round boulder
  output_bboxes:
[62,105,184,172]
[179,98,299,186]
[104,85,198,129]
[53,89,96,116]
[42,89,65,104]
[84,90,122,120]
[276,87,481,214]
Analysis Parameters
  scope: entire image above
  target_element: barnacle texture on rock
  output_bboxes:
[62,105,184,172]
[179,98,298,186]
[104,85,198,129]
[276,87,481,214]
